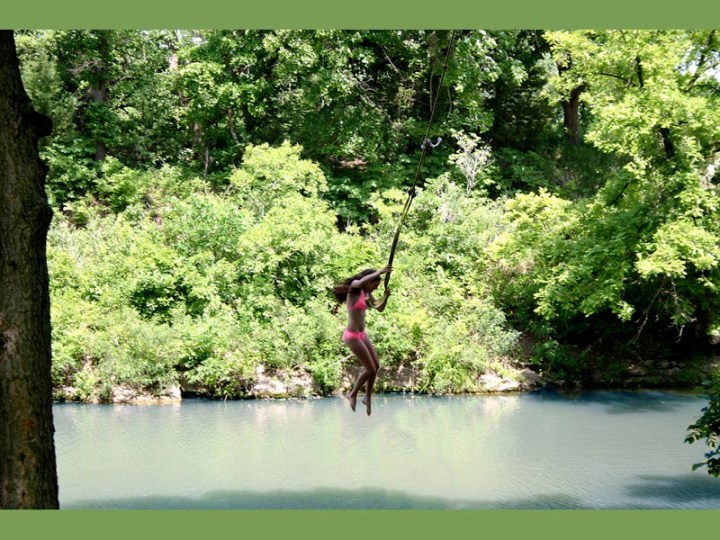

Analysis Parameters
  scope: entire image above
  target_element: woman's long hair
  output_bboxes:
[332,268,378,303]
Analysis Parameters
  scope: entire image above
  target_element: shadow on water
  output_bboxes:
[65,477,720,509]
[625,474,720,504]
[533,388,704,415]
[61,487,593,510]
[63,479,720,509]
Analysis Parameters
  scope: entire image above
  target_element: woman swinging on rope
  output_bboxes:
[333,266,392,416]
[329,33,454,416]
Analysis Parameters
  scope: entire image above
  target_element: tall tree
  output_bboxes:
[0,30,59,508]
[557,64,584,146]
[535,30,720,336]
[17,30,182,205]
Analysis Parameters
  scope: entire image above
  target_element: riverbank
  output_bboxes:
[52,362,542,404]
[52,353,719,404]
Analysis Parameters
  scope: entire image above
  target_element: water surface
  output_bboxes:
[54,390,720,509]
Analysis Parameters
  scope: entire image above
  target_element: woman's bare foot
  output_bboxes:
[363,397,371,416]
[348,394,357,412]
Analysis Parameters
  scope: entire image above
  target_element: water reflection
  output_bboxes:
[62,486,591,510]
[626,474,720,506]
[542,388,702,414]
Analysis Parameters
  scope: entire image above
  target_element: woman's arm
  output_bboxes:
[349,266,392,289]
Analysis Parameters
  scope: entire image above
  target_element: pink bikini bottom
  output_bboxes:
[342,329,367,341]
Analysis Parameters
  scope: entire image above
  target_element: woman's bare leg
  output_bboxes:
[344,338,377,413]
[361,335,380,416]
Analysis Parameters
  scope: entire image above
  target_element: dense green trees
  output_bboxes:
[489,31,720,369]
[17,30,554,215]
[543,30,720,330]
[13,29,720,474]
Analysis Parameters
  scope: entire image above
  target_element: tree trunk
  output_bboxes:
[92,30,110,162]
[557,58,584,146]
[0,30,59,509]
[562,85,583,146]
[659,126,675,159]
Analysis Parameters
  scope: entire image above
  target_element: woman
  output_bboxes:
[333,266,392,416]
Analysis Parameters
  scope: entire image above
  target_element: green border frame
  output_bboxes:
[2,0,720,538]
[1,0,720,28]
[2,509,720,539]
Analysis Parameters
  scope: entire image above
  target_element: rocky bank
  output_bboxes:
[53,355,719,404]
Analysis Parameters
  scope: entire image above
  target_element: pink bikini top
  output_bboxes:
[351,292,367,311]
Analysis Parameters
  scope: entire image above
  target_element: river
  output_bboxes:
[54,390,720,509]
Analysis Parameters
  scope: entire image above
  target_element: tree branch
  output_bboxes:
[635,55,644,88]
[686,30,717,89]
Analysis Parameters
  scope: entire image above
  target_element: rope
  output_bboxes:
[375,31,456,305]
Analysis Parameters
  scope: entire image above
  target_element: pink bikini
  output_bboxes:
[351,293,367,311]
[342,329,367,341]
[342,292,368,341]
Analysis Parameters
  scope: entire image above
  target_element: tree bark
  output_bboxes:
[557,59,584,146]
[0,30,59,509]
[562,85,583,146]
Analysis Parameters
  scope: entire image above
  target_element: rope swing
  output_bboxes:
[374,30,457,307]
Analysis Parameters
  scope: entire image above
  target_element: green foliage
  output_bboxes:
[19,29,544,220]
[484,30,557,151]
[172,306,257,398]
[489,31,720,342]
[491,147,550,194]
[51,296,181,401]
[546,30,720,173]
[531,340,580,380]
[229,141,328,215]
[46,137,522,399]
[237,194,339,306]
[686,373,720,477]
[417,292,519,394]
[487,188,576,330]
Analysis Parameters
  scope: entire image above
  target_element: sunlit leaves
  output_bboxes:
[637,219,720,279]
[686,376,720,477]
[229,141,328,216]
[545,30,720,173]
